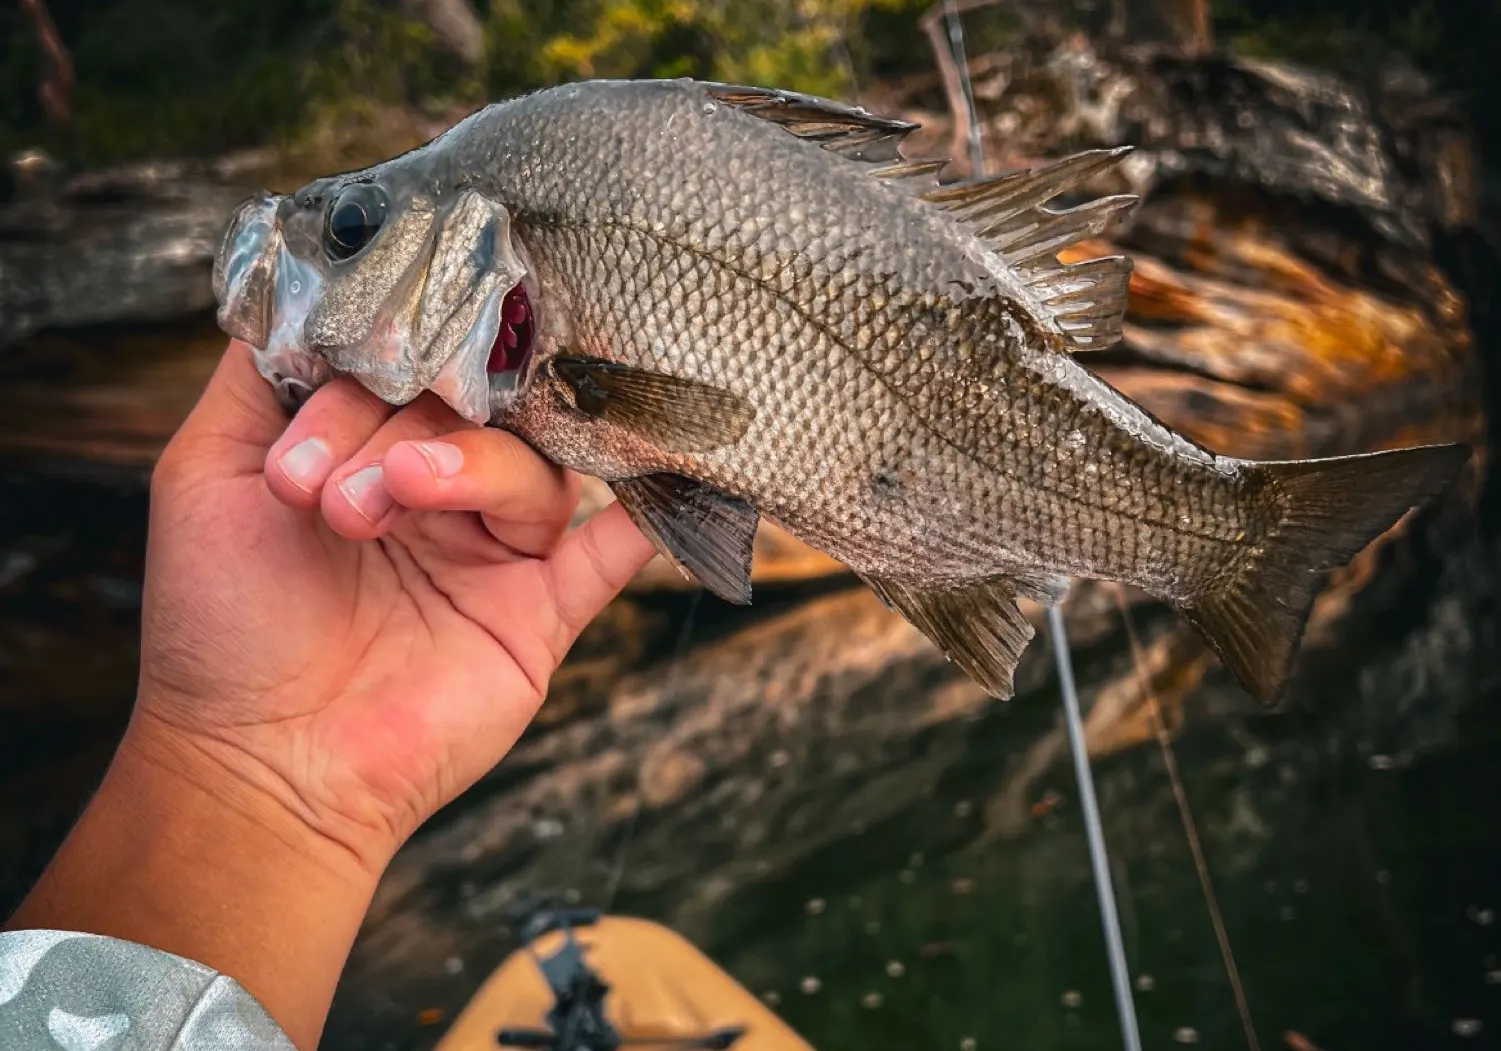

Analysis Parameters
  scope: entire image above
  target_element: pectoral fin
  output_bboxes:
[862,574,1064,699]
[554,356,755,453]
[611,474,759,605]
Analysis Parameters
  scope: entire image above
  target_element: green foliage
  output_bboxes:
[5,0,1501,168]
[484,0,930,103]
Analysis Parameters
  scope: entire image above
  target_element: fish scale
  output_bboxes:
[212,77,1470,705]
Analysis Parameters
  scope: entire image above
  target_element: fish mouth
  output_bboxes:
[213,188,533,425]
[215,192,334,403]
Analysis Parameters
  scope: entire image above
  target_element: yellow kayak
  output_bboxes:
[434,909,815,1051]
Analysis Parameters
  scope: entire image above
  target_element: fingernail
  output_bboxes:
[276,437,333,493]
[338,464,394,523]
[410,440,464,480]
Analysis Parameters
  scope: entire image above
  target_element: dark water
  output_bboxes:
[3,348,1501,1051]
[703,678,1501,1051]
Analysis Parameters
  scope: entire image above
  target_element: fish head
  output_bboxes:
[212,151,534,423]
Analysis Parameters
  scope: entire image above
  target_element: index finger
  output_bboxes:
[169,339,289,472]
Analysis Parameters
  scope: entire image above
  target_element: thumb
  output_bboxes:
[167,340,290,475]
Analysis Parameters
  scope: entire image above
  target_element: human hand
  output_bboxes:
[7,338,654,1048]
[135,339,654,874]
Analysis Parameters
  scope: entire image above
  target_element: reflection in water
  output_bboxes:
[704,630,1501,1051]
[2,452,1499,1050]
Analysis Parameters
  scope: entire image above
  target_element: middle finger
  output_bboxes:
[320,394,479,540]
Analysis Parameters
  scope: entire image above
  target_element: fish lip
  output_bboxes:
[214,191,281,348]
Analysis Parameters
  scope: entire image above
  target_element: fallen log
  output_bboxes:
[0,33,1494,1049]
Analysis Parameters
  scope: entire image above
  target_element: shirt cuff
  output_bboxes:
[0,929,295,1050]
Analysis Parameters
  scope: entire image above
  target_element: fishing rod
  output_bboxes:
[1049,603,1143,1051]
[934,2,1144,1047]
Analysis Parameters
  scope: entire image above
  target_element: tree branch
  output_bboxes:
[17,0,73,127]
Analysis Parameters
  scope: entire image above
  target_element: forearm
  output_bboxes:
[4,712,382,1050]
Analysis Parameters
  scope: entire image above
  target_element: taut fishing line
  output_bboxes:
[940,3,1144,1047]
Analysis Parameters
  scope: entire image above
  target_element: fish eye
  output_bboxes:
[324,183,388,261]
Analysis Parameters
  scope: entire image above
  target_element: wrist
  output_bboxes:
[6,707,382,1050]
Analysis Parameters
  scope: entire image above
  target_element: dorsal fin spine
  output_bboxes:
[701,80,1138,353]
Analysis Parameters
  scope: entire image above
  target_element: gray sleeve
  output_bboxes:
[0,929,297,1050]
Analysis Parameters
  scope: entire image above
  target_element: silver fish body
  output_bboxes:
[214,78,1469,705]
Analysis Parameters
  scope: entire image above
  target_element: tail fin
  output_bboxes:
[1173,443,1471,707]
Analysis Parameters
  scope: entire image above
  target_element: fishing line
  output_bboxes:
[943,0,985,175]
[601,587,703,914]
[1113,588,1261,1051]
[935,6,1141,1046]
[1049,601,1144,1051]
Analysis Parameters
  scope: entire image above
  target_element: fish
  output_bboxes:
[211,78,1470,707]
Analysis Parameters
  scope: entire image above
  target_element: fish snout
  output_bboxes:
[213,191,284,350]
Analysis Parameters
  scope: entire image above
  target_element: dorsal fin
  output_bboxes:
[702,81,921,164]
[924,148,1139,353]
[703,81,1137,353]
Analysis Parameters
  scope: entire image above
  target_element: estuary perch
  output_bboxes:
[212,78,1470,706]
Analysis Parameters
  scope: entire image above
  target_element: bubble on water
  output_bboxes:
[1486,970,1501,985]
[805,898,827,916]
[1135,974,1156,991]
[289,280,302,294]
[702,101,718,114]
[769,749,790,768]
[762,991,780,1007]
[1174,1027,1200,1044]
[954,799,974,818]
[1061,990,1082,1008]
[1467,906,1495,926]
[444,957,465,975]
[1293,879,1309,894]
[1375,869,1391,885]
[861,992,883,1009]
[886,960,906,978]
[1453,1019,1483,1038]
[959,1039,977,1051]
[532,818,564,840]
[1368,753,1395,770]
[800,976,821,995]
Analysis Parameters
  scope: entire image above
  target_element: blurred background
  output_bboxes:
[3,1,1501,1049]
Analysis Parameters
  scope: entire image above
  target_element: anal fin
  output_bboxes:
[611,474,759,605]
[863,574,1062,699]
